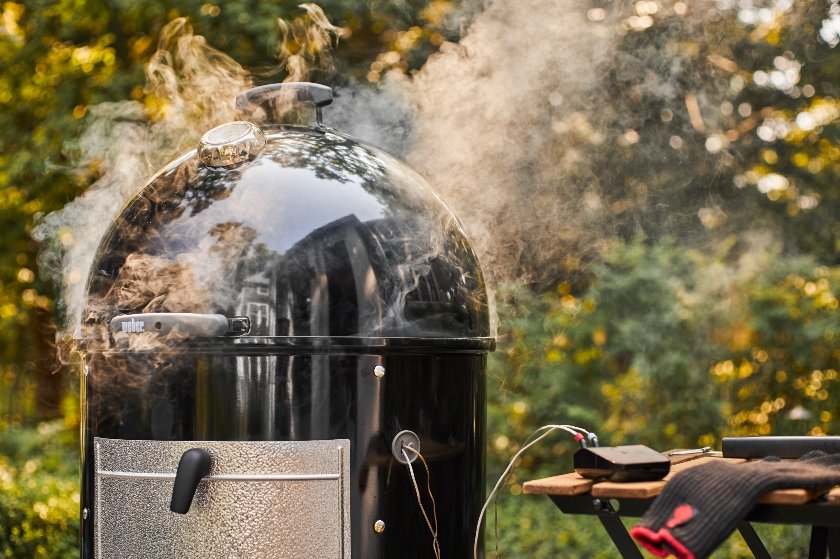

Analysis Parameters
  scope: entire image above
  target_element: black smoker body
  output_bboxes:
[78,83,493,558]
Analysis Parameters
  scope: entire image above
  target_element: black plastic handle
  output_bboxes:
[235,82,333,112]
[170,448,212,514]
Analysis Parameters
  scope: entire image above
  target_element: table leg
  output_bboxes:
[827,528,840,559]
[593,500,644,559]
[810,525,828,559]
[737,522,771,559]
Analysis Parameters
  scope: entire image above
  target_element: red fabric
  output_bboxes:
[665,504,695,529]
[630,525,697,559]
[629,525,671,557]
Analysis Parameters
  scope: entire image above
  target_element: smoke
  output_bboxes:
[396,0,615,284]
[389,0,733,285]
[329,80,414,156]
[324,0,737,286]
[278,3,348,82]
[364,0,816,290]
[35,0,776,343]
[33,21,247,339]
[33,7,343,340]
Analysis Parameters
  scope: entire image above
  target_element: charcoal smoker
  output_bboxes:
[78,82,493,558]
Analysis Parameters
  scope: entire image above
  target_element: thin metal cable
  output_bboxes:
[403,446,441,559]
[493,498,500,558]
[412,446,440,550]
[474,424,593,559]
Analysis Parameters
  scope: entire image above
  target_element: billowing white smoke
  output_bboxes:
[32,21,250,339]
[397,0,615,283]
[33,10,340,339]
[36,0,761,338]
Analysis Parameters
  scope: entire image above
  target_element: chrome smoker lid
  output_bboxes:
[82,83,492,349]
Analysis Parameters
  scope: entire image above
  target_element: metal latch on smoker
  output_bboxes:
[110,313,251,337]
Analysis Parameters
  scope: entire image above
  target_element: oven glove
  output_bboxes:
[629,451,840,559]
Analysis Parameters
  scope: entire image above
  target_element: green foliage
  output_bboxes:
[608,1,840,264]
[491,238,839,455]
[490,240,723,462]
[485,238,838,556]
[483,495,622,559]
[713,259,840,436]
[0,422,79,558]
[0,1,838,557]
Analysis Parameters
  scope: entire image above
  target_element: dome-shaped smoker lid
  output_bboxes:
[82,89,492,350]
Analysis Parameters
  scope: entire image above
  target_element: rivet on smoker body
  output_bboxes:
[373,365,385,378]
[374,520,385,533]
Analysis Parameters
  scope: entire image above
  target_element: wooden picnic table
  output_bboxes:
[523,452,840,558]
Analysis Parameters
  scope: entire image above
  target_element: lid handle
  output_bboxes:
[235,82,333,117]
[109,313,251,338]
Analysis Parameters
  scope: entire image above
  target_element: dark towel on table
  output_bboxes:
[630,451,840,559]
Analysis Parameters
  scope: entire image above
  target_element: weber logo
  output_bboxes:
[119,318,145,333]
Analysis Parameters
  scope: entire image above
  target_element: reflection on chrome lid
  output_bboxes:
[198,121,266,168]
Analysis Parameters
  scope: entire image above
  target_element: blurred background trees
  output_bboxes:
[0,0,837,557]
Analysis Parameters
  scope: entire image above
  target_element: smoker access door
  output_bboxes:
[93,437,350,558]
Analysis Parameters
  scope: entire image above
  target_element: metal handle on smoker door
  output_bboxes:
[235,82,334,112]
[170,448,212,514]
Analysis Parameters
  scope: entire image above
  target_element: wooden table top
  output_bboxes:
[523,452,840,506]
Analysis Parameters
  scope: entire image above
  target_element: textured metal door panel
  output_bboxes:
[94,438,350,558]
